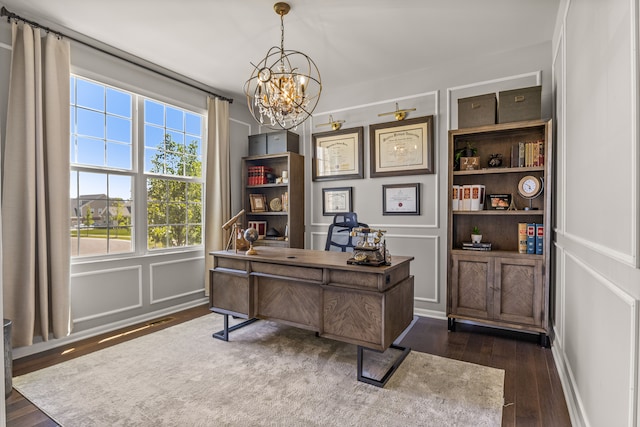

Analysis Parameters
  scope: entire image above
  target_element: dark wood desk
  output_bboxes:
[209,247,414,386]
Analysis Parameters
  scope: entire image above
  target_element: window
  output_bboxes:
[70,76,204,257]
[144,99,203,249]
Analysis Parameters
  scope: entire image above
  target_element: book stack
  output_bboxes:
[247,166,273,185]
[519,222,544,254]
[455,184,485,211]
[511,140,544,168]
[462,242,492,251]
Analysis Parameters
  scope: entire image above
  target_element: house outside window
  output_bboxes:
[69,76,204,257]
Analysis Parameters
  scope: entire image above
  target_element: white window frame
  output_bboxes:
[70,74,206,260]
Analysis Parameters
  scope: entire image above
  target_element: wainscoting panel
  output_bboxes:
[562,252,636,427]
[71,265,143,322]
[150,257,205,304]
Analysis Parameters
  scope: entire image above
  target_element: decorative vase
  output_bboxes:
[471,234,482,244]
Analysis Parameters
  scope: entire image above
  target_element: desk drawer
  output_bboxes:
[210,269,251,316]
[251,262,323,282]
[215,257,248,272]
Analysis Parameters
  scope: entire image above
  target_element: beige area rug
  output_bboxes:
[13,314,504,426]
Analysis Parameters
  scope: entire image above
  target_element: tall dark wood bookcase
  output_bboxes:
[447,119,552,346]
[242,152,304,248]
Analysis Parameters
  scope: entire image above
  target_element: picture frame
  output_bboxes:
[369,115,434,177]
[322,187,353,215]
[249,194,267,212]
[312,127,364,181]
[382,183,420,215]
[247,220,267,238]
[488,194,512,210]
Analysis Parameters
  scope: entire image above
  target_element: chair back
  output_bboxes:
[324,212,368,252]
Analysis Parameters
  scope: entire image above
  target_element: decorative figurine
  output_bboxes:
[488,154,502,168]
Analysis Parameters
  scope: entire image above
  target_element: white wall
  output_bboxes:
[551,0,640,425]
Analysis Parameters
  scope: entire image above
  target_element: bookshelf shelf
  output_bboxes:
[452,210,544,216]
[447,119,552,346]
[246,212,289,217]
[453,166,544,176]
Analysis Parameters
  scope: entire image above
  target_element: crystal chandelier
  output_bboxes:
[244,2,322,131]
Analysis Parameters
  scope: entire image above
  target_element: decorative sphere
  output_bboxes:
[244,227,259,243]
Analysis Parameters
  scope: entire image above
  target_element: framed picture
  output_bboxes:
[488,194,512,210]
[249,194,267,212]
[382,183,420,215]
[369,115,434,177]
[312,127,364,181]
[247,220,267,237]
[322,187,353,215]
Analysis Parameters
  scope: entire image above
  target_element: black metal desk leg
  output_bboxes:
[357,344,411,388]
[212,314,259,341]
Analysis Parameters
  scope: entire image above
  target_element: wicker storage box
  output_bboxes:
[498,85,541,123]
[457,93,497,128]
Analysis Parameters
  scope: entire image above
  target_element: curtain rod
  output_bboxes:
[0,6,234,104]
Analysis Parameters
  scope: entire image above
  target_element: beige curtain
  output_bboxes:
[2,22,71,347]
[204,97,230,292]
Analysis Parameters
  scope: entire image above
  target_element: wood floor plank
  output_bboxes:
[491,337,517,427]
[514,342,542,426]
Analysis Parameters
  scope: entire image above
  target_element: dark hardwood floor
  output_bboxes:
[6,305,571,426]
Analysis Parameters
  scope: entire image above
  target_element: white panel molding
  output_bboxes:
[552,19,567,234]
[563,231,636,267]
[406,234,439,303]
[229,117,252,129]
[0,42,10,51]
[309,91,439,229]
[71,265,143,322]
[552,242,566,350]
[446,71,542,131]
[149,256,205,304]
[632,0,640,269]
[314,91,438,118]
[558,251,638,427]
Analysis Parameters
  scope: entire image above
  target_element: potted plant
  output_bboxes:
[471,226,482,243]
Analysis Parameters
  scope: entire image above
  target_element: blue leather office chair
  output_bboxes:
[324,212,368,252]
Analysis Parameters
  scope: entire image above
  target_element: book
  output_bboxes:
[470,184,483,211]
[535,223,544,255]
[452,185,460,210]
[526,223,536,254]
[462,242,492,251]
[462,242,492,248]
[518,223,528,253]
[518,142,525,167]
[461,185,472,211]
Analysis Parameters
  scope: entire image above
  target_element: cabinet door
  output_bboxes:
[493,257,543,327]
[450,254,494,319]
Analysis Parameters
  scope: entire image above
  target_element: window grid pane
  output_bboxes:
[69,171,133,257]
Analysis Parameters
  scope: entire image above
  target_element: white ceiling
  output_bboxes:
[1,1,560,103]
